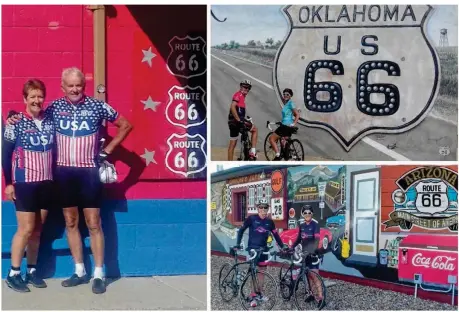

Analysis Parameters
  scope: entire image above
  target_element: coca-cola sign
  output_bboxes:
[412,252,456,271]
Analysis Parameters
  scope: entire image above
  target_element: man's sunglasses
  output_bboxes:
[258,206,269,210]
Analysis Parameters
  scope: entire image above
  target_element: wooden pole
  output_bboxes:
[88,5,106,102]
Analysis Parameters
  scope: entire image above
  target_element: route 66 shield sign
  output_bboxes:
[273,5,440,151]
[165,133,207,177]
[166,35,207,79]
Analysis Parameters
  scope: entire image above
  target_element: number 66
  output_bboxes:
[304,59,400,116]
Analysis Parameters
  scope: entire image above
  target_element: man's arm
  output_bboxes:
[270,220,285,248]
[230,101,241,122]
[313,223,320,252]
[99,102,133,155]
[103,116,133,154]
[236,216,251,246]
[291,227,302,249]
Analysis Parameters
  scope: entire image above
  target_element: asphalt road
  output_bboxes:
[211,50,457,161]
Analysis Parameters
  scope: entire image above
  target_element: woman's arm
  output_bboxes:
[292,108,300,126]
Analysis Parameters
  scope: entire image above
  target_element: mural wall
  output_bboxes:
[211,165,458,288]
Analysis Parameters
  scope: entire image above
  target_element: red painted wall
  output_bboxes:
[1,5,206,200]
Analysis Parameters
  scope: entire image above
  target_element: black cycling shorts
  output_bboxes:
[14,180,55,212]
[54,166,102,209]
[274,124,296,137]
[228,120,253,140]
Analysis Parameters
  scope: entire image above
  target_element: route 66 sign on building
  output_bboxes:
[166,85,206,128]
[274,5,440,150]
[384,167,457,232]
[165,133,207,177]
[166,35,207,79]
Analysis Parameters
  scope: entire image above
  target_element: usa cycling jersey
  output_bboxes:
[236,215,283,249]
[2,112,54,183]
[45,96,119,168]
[292,220,320,251]
[228,91,246,121]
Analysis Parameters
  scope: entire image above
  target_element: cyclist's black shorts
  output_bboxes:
[274,124,296,137]
[14,180,55,212]
[228,120,253,140]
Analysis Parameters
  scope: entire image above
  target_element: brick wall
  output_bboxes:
[1,5,206,277]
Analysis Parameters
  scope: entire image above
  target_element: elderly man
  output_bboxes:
[7,67,133,294]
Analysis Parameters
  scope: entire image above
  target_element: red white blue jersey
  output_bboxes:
[45,96,119,168]
[3,112,54,183]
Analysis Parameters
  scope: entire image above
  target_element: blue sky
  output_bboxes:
[211,5,458,46]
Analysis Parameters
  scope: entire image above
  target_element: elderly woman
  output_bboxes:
[2,79,54,292]
[269,88,300,160]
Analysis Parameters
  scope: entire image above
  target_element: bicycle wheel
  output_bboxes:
[263,133,278,161]
[293,270,326,310]
[278,263,293,300]
[239,270,278,310]
[288,139,304,161]
[219,263,238,302]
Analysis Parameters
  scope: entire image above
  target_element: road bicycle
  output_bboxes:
[236,117,257,161]
[264,122,304,161]
[218,247,278,310]
[278,249,326,310]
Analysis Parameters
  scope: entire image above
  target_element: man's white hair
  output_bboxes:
[61,67,86,85]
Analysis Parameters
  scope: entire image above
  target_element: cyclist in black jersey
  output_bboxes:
[292,205,324,306]
[234,198,287,306]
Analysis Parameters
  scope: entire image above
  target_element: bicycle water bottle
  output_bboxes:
[236,272,241,285]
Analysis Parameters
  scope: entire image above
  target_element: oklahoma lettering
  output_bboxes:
[297,5,416,24]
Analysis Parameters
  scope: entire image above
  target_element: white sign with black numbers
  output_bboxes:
[271,198,284,220]
[415,181,449,214]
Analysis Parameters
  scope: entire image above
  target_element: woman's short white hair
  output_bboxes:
[61,67,86,86]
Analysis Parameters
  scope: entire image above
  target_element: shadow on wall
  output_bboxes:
[37,133,145,279]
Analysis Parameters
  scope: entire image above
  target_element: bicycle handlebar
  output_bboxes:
[248,248,276,263]
[266,121,282,131]
[292,250,321,266]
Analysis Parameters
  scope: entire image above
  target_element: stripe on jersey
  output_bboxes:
[56,132,98,167]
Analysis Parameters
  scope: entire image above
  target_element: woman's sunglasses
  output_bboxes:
[302,211,312,215]
[283,93,291,97]
[258,206,269,210]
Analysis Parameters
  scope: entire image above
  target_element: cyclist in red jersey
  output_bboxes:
[227,80,258,160]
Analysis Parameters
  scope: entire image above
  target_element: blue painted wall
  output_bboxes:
[2,199,206,278]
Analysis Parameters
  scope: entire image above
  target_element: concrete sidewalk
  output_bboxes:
[2,275,207,310]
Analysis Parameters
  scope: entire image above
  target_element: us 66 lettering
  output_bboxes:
[174,151,199,169]
[175,54,199,72]
[305,59,400,116]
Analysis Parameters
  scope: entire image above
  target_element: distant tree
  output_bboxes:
[234,42,240,49]
[247,40,256,47]
[266,37,274,47]
[222,42,228,49]
[274,40,282,48]
[229,40,236,49]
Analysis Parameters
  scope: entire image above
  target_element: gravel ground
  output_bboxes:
[211,255,456,311]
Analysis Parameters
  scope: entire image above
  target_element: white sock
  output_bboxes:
[275,153,280,157]
[27,267,36,274]
[75,263,86,277]
[93,267,104,279]
[250,148,256,154]
[9,269,20,277]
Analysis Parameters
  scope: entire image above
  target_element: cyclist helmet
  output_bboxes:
[257,198,269,208]
[301,204,313,215]
[240,79,252,90]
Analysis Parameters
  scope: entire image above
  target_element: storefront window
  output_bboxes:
[265,185,271,204]
[257,185,263,204]
[249,187,255,207]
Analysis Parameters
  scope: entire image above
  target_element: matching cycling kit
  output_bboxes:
[236,215,284,266]
[2,112,55,212]
[292,220,321,269]
[275,99,297,137]
[228,91,251,140]
[45,95,120,209]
